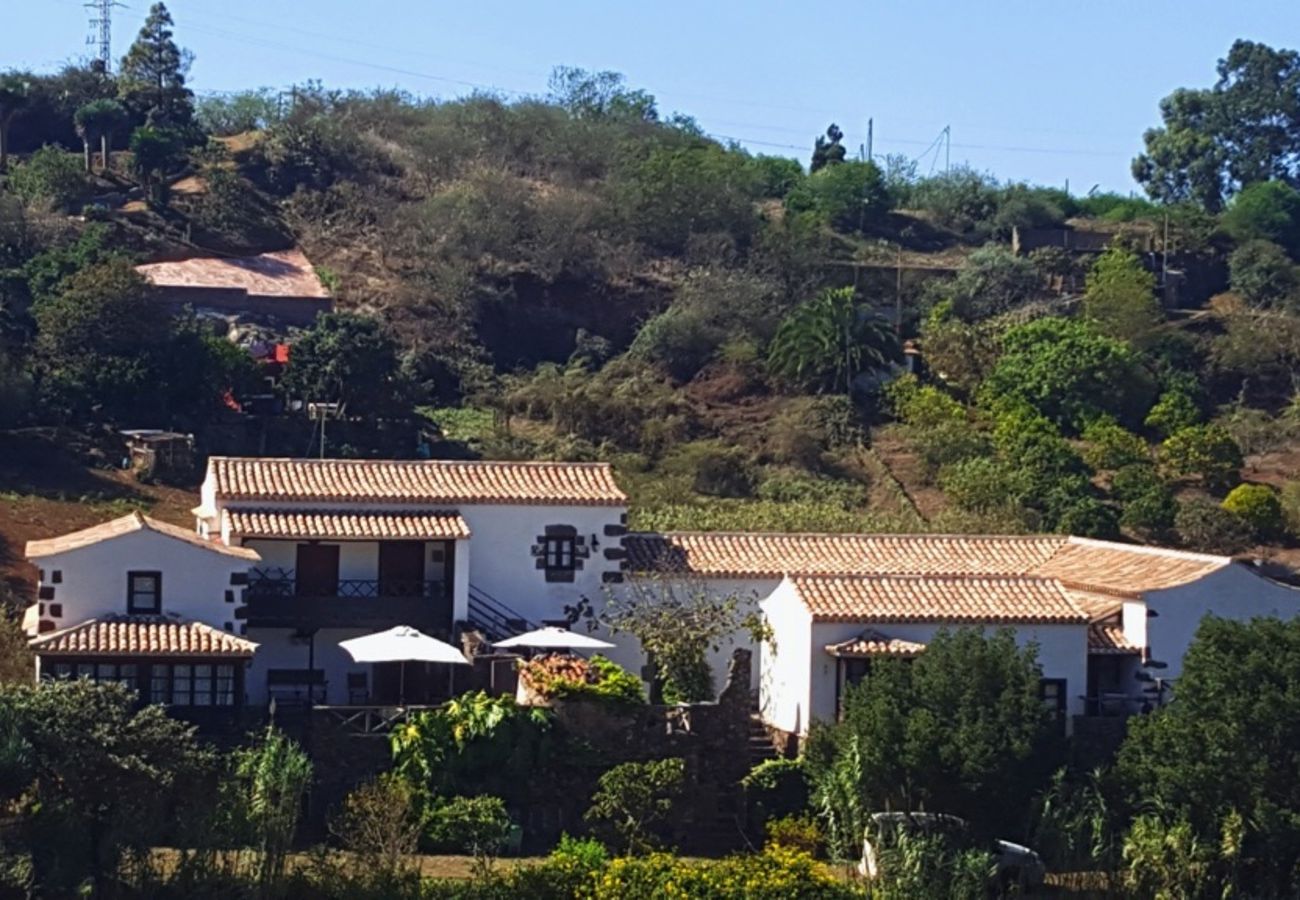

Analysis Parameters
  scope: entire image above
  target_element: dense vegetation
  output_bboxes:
[4,11,1300,554]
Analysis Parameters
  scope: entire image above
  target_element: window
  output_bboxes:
[1039,678,1067,720]
[43,662,136,691]
[128,571,162,614]
[544,536,575,573]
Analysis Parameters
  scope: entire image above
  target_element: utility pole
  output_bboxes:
[943,125,951,172]
[84,0,121,72]
[866,118,873,163]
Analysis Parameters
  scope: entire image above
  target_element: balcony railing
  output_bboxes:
[245,570,453,630]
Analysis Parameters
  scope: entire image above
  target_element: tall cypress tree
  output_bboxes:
[117,3,194,130]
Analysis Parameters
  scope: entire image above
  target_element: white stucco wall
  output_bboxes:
[32,529,253,632]
[221,499,625,626]
[1145,565,1300,681]
[803,620,1089,731]
[759,580,815,735]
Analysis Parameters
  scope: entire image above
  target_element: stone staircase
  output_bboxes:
[747,714,779,765]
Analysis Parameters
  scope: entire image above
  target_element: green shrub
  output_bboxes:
[765,815,823,856]
[1221,180,1300,258]
[7,146,88,210]
[1229,240,1299,308]
[532,655,646,706]
[1111,463,1167,502]
[1159,425,1244,491]
[785,160,888,232]
[1121,487,1179,536]
[756,471,867,509]
[1081,417,1150,470]
[661,441,756,498]
[742,757,809,820]
[585,758,686,854]
[939,457,1029,513]
[424,795,513,857]
[1145,390,1201,438]
[590,847,853,899]
[1283,481,1300,538]
[1174,499,1253,554]
[1221,483,1284,540]
[1055,497,1121,539]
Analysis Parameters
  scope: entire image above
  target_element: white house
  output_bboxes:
[21,458,1300,732]
[26,457,628,707]
[621,531,1300,741]
[24,513,261,708]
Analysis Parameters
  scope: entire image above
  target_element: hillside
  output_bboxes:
[3,37,1300,606]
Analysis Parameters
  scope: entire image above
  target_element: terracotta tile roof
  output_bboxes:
[1038,538,1231,598]
[790,574,1089,625]
[26,513,260,561]
[824,630,927,658]
[624,532,1065,579]
[208,457,627,506]
[1066,589,1126,621]
[136,249,330,298]
[29,615,258,658]
[626,532,1233,598]
[1088,623,1142,655]
[225,508,471,540]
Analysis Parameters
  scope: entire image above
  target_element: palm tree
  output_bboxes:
[767,286,900,393]
[75,99,128,173]
[0,74,32,171]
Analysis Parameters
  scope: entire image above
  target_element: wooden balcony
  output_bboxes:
[243,574,453,632]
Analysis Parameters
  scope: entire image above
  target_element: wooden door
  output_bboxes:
[295,543,340,597]
[379,541,425,596]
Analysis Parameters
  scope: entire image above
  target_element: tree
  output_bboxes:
[117,2,195,130]
[786,160,889,232]
[0,73,31,170]
[32,258,171,420]
[979,317,1150,432]
[1159,424,1243,491]
[196,88,282,136]
[1145,390,1201,437]
[600,577,765,703]
[1173,498,1253,553]
[1221,180,1300,258]
[767,286,900,394]
[1221,483,1284,540]
[74,98,128,172]
[803,629,1061,850]
[6,147,87,211]
[1,680,209,895]
[1229,240,1299,307]
[281,312,407,416]
[1132,40,1300,211]
[1082,245,1162,343]
[128,126,185,205]
[1118,617,1300,894]
[229,727,313,894]
[935,244,1042,321]
[584,758,685,854]
[810,123,847,173]
[546,66,657,123]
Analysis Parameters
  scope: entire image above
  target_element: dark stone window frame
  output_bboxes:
[533,525,586,583]
[127,571,162,614]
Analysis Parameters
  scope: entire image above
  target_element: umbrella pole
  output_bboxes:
[399,661,406,708]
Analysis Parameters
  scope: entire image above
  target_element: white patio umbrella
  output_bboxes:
[493,626,615,651]
[339,625,469,706]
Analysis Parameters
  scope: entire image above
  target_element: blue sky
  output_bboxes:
[7,1,1300,193]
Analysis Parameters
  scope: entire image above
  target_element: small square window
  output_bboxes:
[127,571,162,614]
[51,570,62,584]
[544,537,575,571]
